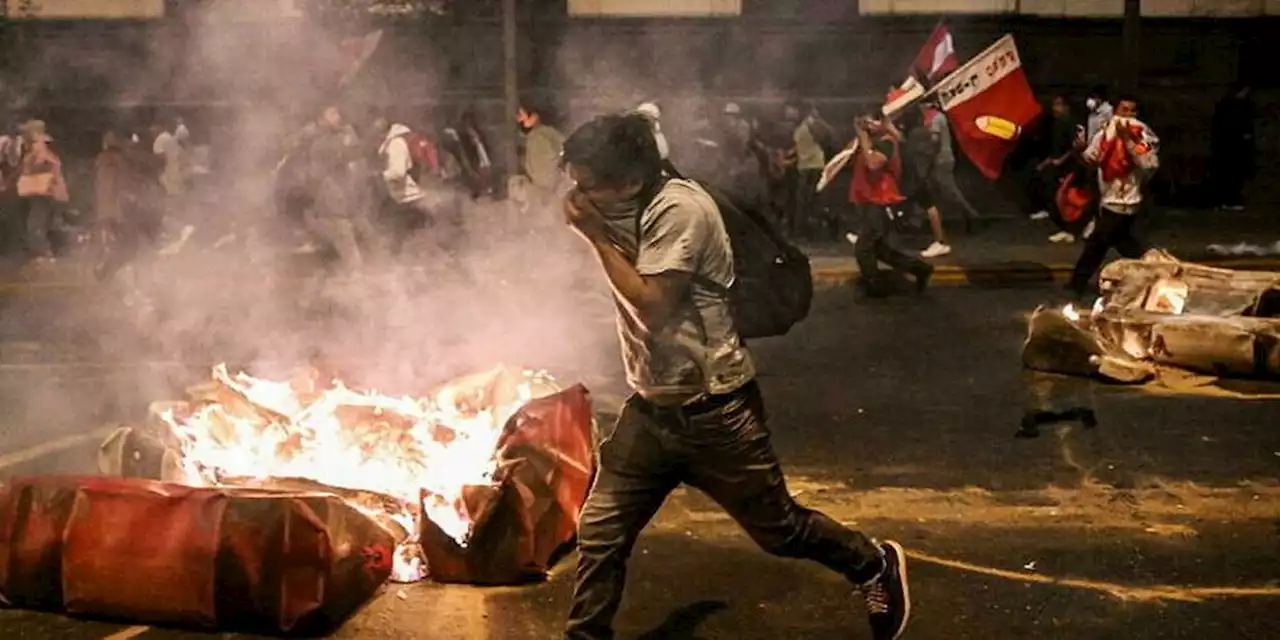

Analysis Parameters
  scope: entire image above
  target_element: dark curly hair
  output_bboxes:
[561,112,661,189]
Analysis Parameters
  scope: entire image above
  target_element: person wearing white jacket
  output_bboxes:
[1066,95,1160,298]
[379,123,426,206]
[378,121,462,257]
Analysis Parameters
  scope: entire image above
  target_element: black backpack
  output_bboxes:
[650,175,813,340]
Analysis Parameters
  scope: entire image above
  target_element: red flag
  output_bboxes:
[932,35,1041,179]
[912,23,959,84]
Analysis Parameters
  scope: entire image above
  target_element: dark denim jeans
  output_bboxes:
[1067,205,1149,295]
[565,382,883,640]
[852,203,930,290]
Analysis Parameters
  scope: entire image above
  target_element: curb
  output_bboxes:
[812,257,1280,287]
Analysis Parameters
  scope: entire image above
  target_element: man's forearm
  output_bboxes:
[588,237,661,326]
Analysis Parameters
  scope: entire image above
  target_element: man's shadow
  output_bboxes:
[635,600,730,640]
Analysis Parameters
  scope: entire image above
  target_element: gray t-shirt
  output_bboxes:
[600,179,756,404]
[929,114,955,166]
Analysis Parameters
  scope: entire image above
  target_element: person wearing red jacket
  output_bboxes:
[847,111,933,297]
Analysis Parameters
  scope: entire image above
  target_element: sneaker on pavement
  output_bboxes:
[860,540,911,640]
[1048,231,1075,243]
[920,242,951,258]
[1030,210,1051,220]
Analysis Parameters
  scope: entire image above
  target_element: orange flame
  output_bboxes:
[160,364,562,581]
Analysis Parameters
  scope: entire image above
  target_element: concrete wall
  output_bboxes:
[5,0,164,20]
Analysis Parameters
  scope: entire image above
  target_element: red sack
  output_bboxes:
[0,476,395,635]
[421,384,595,584]
[407,132,440,175]
[1098,122,1148,184]
[1056,170,1095,224]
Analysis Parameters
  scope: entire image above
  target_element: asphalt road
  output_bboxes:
[1,283,1279,639]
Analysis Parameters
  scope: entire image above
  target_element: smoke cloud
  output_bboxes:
[10,4,624,436]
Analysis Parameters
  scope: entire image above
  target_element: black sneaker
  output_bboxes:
[860,540,911,640]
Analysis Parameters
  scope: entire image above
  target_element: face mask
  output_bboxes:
[1086,98,1098,111]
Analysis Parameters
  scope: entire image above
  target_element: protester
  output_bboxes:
[516,99,567,218]
[442,107,495,200]
[151,118,194,254]
[783,99,831,240]
[17,119,69,265]
[377,118,431,252]
[93,129,148,280]
[632,101,670,166]
[295,104,370,271]
[559,112,911,640]
[1031,94,1086,243]
[917,101,981,257]
[1066,95,1160,298]
[1084,85,1114,142]
[847,110,933,297]
[1210,82,1256,212]
[0,122,23,249]
[710,102,767,208]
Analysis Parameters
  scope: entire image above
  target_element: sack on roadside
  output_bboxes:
[0,476,395,635]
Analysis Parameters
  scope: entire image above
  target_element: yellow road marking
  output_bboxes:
[99,626,151,640]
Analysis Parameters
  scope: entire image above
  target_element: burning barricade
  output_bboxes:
[0,364,595,634]
[1023,252,1280,385]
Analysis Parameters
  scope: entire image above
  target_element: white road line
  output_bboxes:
[0,426,117,471]
[99,626,151,640]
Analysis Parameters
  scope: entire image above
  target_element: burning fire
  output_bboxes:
[159,364,561,581]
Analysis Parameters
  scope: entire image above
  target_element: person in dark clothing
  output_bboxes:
[442,107,495,200]
[1031,95,1088,242]
[93,129,152,281]
[847,111,933,297]
[291,105,370,270]
[560,113,912,640]
[1210,83,1256,211]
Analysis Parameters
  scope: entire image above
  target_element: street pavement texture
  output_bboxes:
[2,207,1279,292]
[0,283,1278,639]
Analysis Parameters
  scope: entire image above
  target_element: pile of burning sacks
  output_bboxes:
[0,364,596,635]
[1024,251,1280,384]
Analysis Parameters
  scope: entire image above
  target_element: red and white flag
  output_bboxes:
[912,23,959,84]
[932,34,1041,179]
[338,30,384,87]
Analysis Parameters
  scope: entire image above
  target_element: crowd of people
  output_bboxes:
[0,79,1257,302]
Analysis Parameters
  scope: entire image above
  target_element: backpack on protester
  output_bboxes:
[654,168,814,340]
[406,131,440,175]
